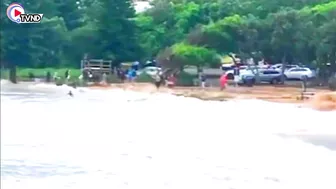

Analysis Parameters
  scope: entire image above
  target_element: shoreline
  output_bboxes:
[88,83,336,111]
[2,80,336,111]
[88,82,318,101]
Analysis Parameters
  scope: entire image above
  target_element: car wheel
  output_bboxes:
[301,75,308,80]
[227,73,234,80]
[270,78,277,84]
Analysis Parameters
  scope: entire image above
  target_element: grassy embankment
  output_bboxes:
[0,68,197,86]
[0,68,81,81]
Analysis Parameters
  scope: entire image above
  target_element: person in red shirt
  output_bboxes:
[167,74,176,88]
[220,73,228,90]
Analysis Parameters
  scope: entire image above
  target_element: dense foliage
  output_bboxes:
[1,0,335,70]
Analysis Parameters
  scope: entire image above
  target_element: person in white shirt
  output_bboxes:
[153,70,163,89]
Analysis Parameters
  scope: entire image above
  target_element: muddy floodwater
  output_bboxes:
[1,81,336,189]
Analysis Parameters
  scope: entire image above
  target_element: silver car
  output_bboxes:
[137,66,161,76]
[255,70,282,84]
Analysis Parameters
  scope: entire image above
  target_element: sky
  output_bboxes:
[134,1,152,13]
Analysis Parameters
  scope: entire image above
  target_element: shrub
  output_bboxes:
[176,71,196,86]
[171,43,221,68]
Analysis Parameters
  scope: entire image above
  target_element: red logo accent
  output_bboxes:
[14,9,21,17]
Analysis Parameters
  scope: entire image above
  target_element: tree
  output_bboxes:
[159,43,220,72]
[198,15,244,53]
[267,8,307,83]
[95,0,141,63]
[1,0,336,72]
[55,0,84,30]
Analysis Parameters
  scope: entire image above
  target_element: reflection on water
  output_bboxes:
[1,82,336,189]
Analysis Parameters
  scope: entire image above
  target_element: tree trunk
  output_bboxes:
[9,65,17,84]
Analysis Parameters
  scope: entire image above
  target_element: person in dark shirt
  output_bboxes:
[117,68,126,82]
[46,71,51,82]
[233,66,240,76]
[233,66,240,87]
[65,69,69,79]
[200,73,206,88]
[68,90,74,97]
[28,72,35,80]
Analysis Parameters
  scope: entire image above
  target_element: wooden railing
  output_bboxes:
[81,59,112,74]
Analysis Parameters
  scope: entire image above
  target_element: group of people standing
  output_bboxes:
[198,72,228,90]
[116,67,137,82]
[152,70,177,89]
[198,68,240,90]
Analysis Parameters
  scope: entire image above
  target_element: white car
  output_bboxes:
[271,64,300,71]
[284,67,316,80]
[138,66,162,76]
[225,69,255,83]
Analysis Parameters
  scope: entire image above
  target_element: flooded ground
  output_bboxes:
[1,81,336,189]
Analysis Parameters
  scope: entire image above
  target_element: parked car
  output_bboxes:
[228,69,256,85]
[137,66,161,76]
[221,64,235,71]
[257,70,282,84]
[224,68,253,80]
[328,72,336,91]
[271,64,300,71]
[142,60,157,68]
[284,67,316,80]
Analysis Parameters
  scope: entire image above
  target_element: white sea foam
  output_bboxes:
[1,82,336,189]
